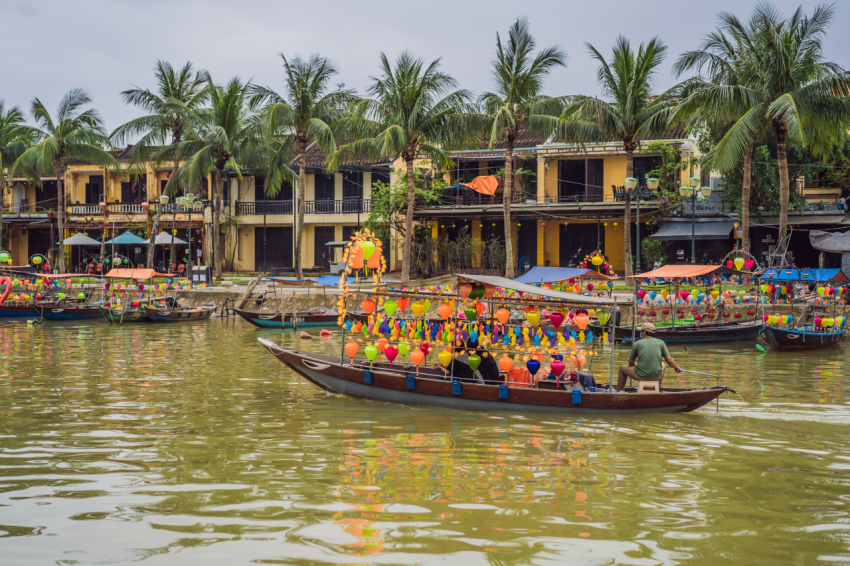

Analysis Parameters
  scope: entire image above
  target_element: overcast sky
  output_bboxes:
[3,0,849,137]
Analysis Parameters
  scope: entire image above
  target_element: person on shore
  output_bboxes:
[617,323,682,391]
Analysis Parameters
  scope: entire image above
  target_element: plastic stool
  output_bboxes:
[637,381,661,393]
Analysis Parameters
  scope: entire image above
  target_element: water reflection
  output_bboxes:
[0,319,848,564]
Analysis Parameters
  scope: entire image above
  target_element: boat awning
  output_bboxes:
[758,267,849,282]
[650,220,736,241]
[631,265,720,279]
[454,273,629,305]
[104,268,169,279]
[514,267,614,283]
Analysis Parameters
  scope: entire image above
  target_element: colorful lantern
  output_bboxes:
[384,300,398,316]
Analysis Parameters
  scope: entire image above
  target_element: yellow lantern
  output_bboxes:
[411,302,425,317]
[591,255,603,266]
[526,310,541,326]
[438,350,452,367]
[734,257,745,271]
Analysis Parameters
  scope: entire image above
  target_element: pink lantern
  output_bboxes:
[726,260,734,269]
[744,259,755,270]
[815,317,823,327]
[637,289,647,300]
[549,312,564,328]
[680,290,689,301]
[550,359,566,387]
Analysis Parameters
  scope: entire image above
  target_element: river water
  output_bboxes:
[1,318,848,565]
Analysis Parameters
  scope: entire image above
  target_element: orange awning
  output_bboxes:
[104,268,169,279]
[630,265,721,279]
[462,176,498,196]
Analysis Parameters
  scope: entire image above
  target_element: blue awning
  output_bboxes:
[514,267,607,284]
[759,268,849,282]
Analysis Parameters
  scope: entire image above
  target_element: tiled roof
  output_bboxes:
[302,140,392,169]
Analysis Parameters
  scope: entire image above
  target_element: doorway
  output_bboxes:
[314,226,335,270]
[254,227,292,271]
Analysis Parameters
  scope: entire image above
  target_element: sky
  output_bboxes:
[3,0,850,137]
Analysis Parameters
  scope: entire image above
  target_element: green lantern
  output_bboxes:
[32,256,42,265]
[77,293,85,301]
[0,252,9,263]
[105,258,110,264]
[124,258,129,264]
[464,307,477,322]
[359,240,376,260]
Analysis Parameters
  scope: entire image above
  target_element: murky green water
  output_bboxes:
[1,318,849,564]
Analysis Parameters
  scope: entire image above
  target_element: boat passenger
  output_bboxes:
[617,322,683,391]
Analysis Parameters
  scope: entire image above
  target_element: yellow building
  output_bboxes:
[413,127,700,274]
[2,145,392,274]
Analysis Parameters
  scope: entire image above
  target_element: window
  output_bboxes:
[121,174,147,203]
[315,173,335,200]
[342,171,362,200]
[370,171,390,190]
[85,175,103,204]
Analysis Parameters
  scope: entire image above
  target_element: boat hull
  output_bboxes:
[144,304,215,322]
[98,306,150,323]
[258,338,725,414]
[591,320,762,344]
[234,307,337,328]
[0,305,40,319]
[39,306,104,320]
[759,326,845,351]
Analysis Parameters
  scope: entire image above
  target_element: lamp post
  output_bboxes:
[678,176,712,264]
[623,176,659,275]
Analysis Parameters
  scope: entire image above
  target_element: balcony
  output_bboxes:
[235,199,370,216]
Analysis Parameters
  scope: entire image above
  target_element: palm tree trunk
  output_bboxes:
[294,141,307,279]
[741,142,754,252]
[55,161,66,274]
[623,148,634,280]
[401,158,416,282]
[503,138,515,279]
[776,127,790,244]
[213,169,223,278]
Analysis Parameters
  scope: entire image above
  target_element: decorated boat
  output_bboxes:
[0,275,57,319]
[600,264,762,344]
[756,268,847,350]
[257,229,732,414]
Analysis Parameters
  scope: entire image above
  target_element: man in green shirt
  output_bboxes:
[618,323,682,391]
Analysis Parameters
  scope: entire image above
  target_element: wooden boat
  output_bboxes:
[591,319,762,344]
[759,325,846,351]
[38,303,105,321]
[144,302,216,322]
[259,338,728,414]
[98,305,150,323]
[234,307,338,329]
[0,303,41,319]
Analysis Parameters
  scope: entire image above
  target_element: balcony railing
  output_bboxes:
[430,191,637,208]
[305,199,370,214]
[69,204,103,215]
[235,199,371,216]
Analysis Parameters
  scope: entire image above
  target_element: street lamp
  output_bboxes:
[624,176,658,274]
[678,176,711,264]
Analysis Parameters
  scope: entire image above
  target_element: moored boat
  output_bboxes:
[592,319,762,344]
[0,303,41,319]
[234,307,337,328]
[37,303,104,320]
[98,305,151,323]
[759,325,845,350]
[144,302,216,322]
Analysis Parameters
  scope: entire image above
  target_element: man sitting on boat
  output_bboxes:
[618,323,682,391]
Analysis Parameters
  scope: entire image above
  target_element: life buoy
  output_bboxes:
[0,277,10,305]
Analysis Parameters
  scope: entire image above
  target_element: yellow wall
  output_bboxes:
[602,156,627,200]
[603,221,626,273]
[543,221,560,266]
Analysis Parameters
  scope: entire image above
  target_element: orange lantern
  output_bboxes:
[573,354,586,370]
[458,282,472,299]
[376,338,389,353]
[475,301,486,316]
[437,303,453,320]
[498,356,513,373]
[345,341,359,364]
[574,313,590,330]
[410,349,425,373]
[496,308,511,324]
[397,297,410,312]
[350,245,364,269]
[361,299,376,314]
[483,283,496,299]
[366,250,380,269]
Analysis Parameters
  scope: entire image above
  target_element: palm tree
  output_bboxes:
[157,76,297,277]
[250,54,354,279]
[330,51,475,282]
[671,11,763,252]
[111,61,210,268]
[478,18,567,278]
[691,3,850,245]
[10,90,119,273]
[559,36,675,278]
[0,101,36,252]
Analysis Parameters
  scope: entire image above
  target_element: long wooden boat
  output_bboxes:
[37,303,104,321]
[258,338,728,414]
[98,306,151,323]
[759,325,846,351]
[144,303,216,322]
[234,307,337,329]
[0,303,41,319]
[590,319,762,344]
